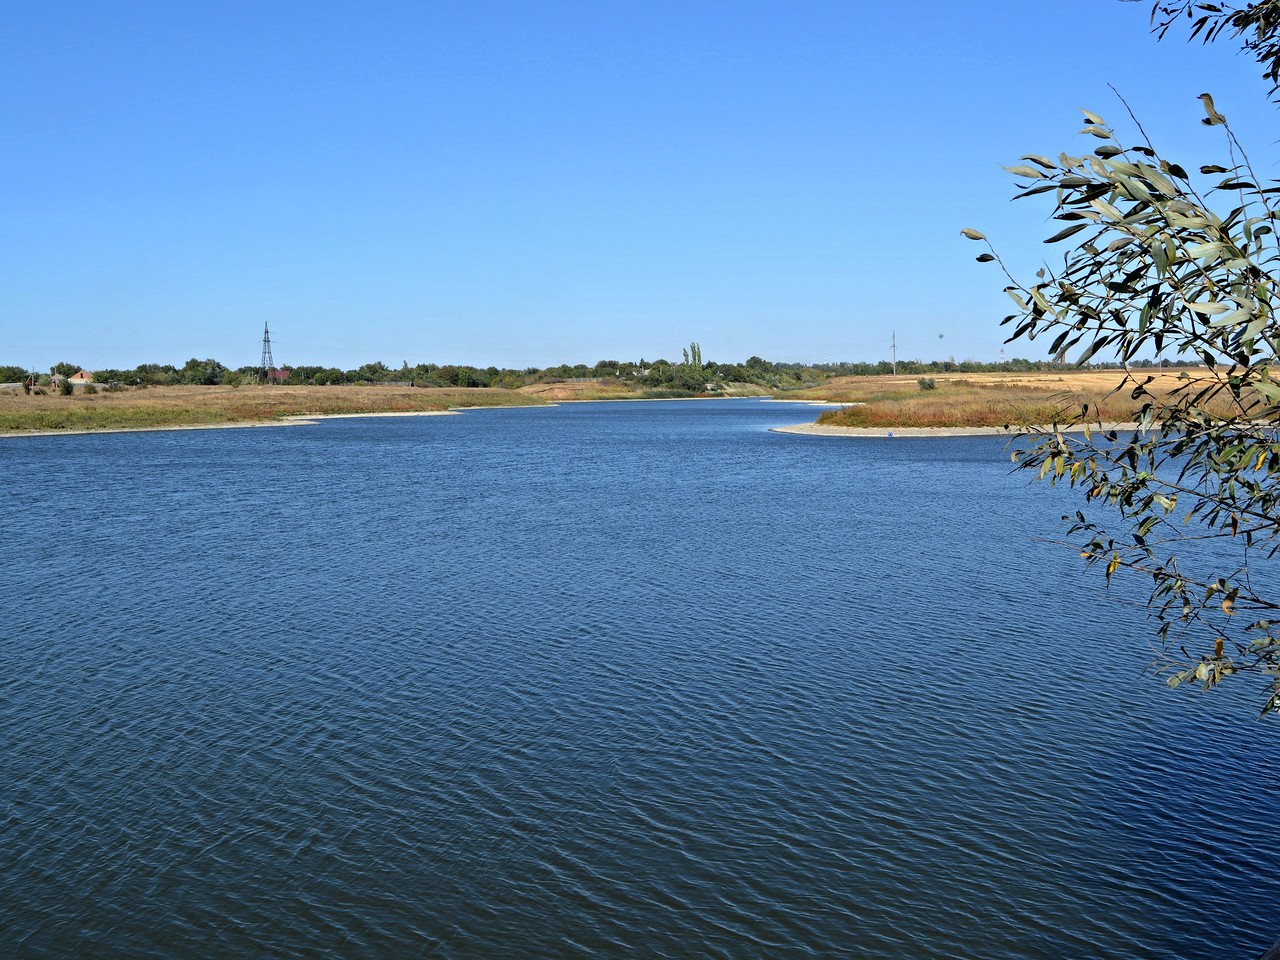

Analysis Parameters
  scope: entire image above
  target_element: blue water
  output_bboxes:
[2,399,1277,959]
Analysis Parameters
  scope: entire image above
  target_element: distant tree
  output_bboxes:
[352,361,393,382]
[178,358,225,385]
[969,0,1280,714]
[133,363,176,386]
[51,362,79,378]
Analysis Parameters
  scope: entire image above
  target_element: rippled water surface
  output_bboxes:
[3,400,1278,958]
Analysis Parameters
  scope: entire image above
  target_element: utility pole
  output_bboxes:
[891,331,897,378]
[260,322,276,384]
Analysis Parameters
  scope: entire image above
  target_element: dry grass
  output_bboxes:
[518,380,645,401]
[517,380,772,401]
[810,369,1237,429]
[0,384,545,434]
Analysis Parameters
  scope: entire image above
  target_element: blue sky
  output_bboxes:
[2,1,1274,370]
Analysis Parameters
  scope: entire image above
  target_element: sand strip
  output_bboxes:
[280,410,459,422]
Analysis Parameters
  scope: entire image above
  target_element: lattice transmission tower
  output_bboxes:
[259,322,276,384]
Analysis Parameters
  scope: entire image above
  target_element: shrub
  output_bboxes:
[84,383,98,395]
[917,377,937,391]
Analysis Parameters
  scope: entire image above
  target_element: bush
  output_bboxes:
[84,383,98,395]
[59,378,73,396]
[917,377,937,391]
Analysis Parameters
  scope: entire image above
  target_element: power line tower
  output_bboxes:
[259,322,276,384]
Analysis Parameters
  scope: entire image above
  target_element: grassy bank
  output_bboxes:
[807,370,1228,430]
[517,380,772,401]
[0,384,546,434]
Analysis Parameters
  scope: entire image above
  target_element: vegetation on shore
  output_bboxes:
[0,385,544,434]
[0,349,1216,436]
[1,347,1201,396]
[811,371,1232,430]
[0,368,1224,435]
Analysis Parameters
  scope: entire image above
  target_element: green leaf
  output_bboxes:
[1184,300,1231,315]
[1254,379,1280,403]
[1208,307,1255,327]
[1020,154,1057,170]
[1044,222,1090,244]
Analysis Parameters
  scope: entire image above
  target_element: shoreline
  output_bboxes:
[0,409,460,440]
[0,395,769,437]
[0,394,1141,441]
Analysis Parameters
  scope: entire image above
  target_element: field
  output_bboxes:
[0,384,545,434]
[802,369,1227,429]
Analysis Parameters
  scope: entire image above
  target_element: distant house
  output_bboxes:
[266,368,291,384]
[70,370,94,384]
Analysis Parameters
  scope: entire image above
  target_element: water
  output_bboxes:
[2,399,1277,959]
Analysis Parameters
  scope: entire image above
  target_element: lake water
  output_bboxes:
[3,399,1277,959]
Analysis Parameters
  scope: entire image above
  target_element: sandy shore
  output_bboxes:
[282,410,459,422]
[772,422,1139,438]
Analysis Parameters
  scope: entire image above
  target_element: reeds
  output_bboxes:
[812,375,1229,429]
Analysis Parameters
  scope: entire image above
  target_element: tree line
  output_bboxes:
[0,351,1201,392]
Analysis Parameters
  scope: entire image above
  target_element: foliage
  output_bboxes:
[917,377,937,391]
[179,357,225,385]
[1151,1,1280,95]
[968,0,1280,714]
[59,376,74,396]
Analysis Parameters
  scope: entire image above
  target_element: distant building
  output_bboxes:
[70,370,94,383]
[266,368,291,384]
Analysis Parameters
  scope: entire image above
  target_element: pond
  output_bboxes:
[2,399,1276,958]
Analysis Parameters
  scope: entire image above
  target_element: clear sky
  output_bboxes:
[2,0,1274,371]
